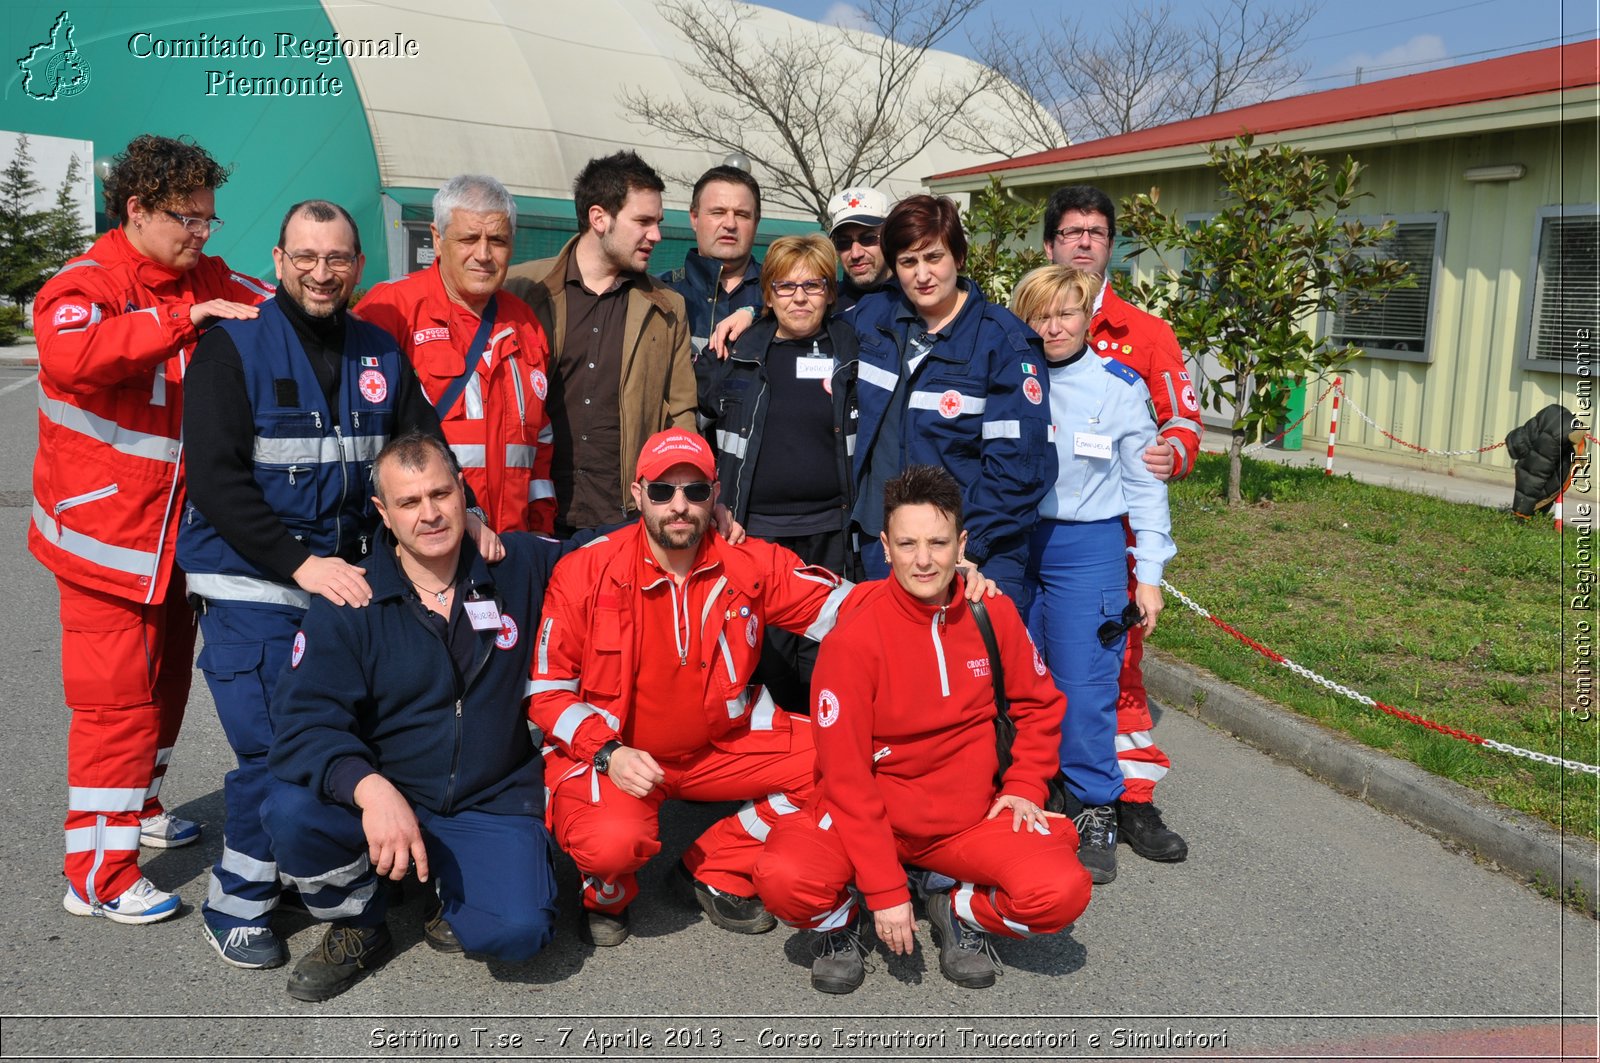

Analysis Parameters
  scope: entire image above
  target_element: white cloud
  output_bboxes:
[1340,33,1450,79]
[823,2,871,31]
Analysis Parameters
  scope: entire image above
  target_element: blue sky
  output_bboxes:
[750,0,1596,92]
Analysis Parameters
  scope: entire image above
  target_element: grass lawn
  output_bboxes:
[1156,454,1598,847]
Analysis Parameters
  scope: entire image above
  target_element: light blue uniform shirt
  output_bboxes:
[1040,350,1176,584]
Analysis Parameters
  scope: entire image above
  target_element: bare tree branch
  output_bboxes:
[620,0,1044,225]
[974,0,1320,145]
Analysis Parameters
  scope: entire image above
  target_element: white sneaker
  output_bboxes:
[139,811,201,848]
[63,876,181,924]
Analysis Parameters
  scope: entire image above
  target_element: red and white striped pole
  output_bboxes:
[1553,492,1564,533]
[1324,377,1342,476]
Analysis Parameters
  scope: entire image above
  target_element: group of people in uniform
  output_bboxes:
[30,131,1203,1001]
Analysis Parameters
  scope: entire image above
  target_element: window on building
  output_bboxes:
[1521,206,1599,369]
[1329,214,1444,364]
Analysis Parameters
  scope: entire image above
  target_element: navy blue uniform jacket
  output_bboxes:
[268,529,563,818]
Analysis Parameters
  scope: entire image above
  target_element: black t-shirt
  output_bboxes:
[747,333,843,525]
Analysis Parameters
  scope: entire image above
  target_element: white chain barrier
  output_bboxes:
[1160,581,1600,777]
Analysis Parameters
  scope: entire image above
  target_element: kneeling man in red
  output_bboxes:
[755,464,1091,993]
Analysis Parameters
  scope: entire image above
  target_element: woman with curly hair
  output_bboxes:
[31,134,271,925]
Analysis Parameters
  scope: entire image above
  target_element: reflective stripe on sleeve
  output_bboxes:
[981,419,1021,439]
[802,581,854,641]
[908,390,986,415]
[186,573,311,610]
[856,362,897,392]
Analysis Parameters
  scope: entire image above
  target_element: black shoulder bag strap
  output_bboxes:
[970,597,1069,814]
[431,295,498,418]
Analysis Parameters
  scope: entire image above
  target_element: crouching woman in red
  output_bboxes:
[754,465,1091,993]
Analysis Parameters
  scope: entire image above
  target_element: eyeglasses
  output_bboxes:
[770,279,828,297]
[832,230,881,251]
[643,480,714,504]
[282,251,359,273]
[1050,226,1111,244]
[163,210,224,236]
[1096,602,1144,648]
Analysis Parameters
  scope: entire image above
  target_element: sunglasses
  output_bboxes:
[832,230,881,251]
[643,480,713,504]
[1096,602,1144,648]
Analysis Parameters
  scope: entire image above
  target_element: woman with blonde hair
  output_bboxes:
[1011,264,1174,886]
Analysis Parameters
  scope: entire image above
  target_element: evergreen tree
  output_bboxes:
[0,134,49,307]
[43,153,91,269]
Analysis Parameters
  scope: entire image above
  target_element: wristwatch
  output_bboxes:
[467,506,487,524]
[593,739,623,775]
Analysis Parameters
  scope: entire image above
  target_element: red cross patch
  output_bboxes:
[937,390,963,418]
[358,369,388,404]
[1023,377,1043,405]
[496,614,519,650]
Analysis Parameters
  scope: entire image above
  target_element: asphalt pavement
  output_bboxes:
[0,360,1594,1062]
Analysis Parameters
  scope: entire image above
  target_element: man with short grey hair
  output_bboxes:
[358,174,557,533]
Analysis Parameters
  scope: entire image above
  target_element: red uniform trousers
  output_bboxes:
[548,718,814,914]
[1116,519,1171,801]
[58,576,195,902]
[755,806,1091,939]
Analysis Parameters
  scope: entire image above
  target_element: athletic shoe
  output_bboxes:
[203,922,287,969]
[1074,803,1119,884]
[925,891,999,989]
[286,923,393,1002]
[810,925,867,994]
[673,860,776,934]
[578,907,631,947]
[62,876,180,925]
[1118,799,1189,862]
[139,811,200,849]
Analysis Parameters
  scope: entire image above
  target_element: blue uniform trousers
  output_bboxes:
[196,601,302,931]
[261,782,558,963]
[1026,517,1129,807]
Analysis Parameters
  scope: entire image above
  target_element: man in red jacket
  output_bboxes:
[1043,185,1203,862]
[356,174,555,533]
[528,429,853,947]
[31,135,270,922]
[754,465,1090,994]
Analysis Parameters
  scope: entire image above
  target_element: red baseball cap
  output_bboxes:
[636,428,716,482]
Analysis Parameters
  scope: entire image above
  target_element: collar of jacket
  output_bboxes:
[882,568,971,626]
[367,525,498,606]
[107,225,194,292]
[885,277,986,353]
[601,521,766,599]
[539,235,682,318]
[731,313,856,366]
[677,248,761,294]
[1095,282,1132,330]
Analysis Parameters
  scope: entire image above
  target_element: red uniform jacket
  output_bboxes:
[810,576,1066,910]
[529,523,852,774]
[1092,284,1204,479]
[356,264,555,532]
[30,227,271,602]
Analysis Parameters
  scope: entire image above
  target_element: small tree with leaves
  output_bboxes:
[1121,133,1413,504]
[961,175,1047,304]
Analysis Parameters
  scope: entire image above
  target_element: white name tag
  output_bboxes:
[463,599,502,631]
[795,356,832,380]
[1074,431,1114,459]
